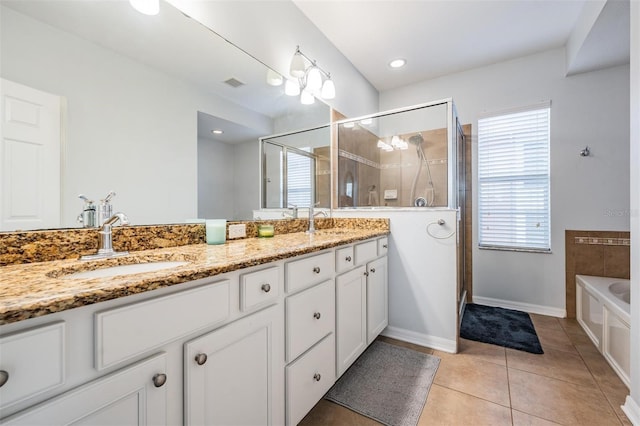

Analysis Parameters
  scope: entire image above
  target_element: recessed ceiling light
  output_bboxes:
[389,59,406,69]
[212,129,223,135]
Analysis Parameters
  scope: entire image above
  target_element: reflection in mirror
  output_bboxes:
[337,103,450,208]
[0,0,330,231]
[261,126,331,210]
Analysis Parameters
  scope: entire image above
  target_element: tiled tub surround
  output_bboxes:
[0,218,388,266]
[565,230,630,318]
[0,221,389,325]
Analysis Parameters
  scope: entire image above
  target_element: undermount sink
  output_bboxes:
[62,261,189,280]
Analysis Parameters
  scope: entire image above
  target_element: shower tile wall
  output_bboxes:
[336,124,380,207]
[379,128,449,207]
[565,230,631,318]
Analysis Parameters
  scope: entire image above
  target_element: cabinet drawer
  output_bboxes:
[335,246,354,273]
[286,333,336,426]
[240,266,280,312]
[354,240,377,265]
[377,237,388,256]
[95,280,230,370]
[0,322,65,409]
[285,251,334,294]
[285,280,335,362]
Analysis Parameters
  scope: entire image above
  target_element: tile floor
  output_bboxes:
[300,314,631,426]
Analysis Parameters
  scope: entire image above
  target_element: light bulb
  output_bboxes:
[129,0,159,15]
[285,79,300,96]
[321,78,336,99]
[300,90,315,105]
[306,67,323,91]
[266,69,283,86]
[289,51,307,78]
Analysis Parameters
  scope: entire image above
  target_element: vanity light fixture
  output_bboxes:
[286,46,336,104]
[378,136,408,151]
[389,58,406,69]
[266,69,283,86]
[129,0,159,15]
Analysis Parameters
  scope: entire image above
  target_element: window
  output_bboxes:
[286,149,314,207]
[478,104,550,251]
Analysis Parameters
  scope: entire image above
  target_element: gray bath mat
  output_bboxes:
[325,340,440,426]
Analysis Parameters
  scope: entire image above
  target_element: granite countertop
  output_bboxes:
[0,228,388,325]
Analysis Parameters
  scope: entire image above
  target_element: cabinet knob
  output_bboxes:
[0,370,8,388]
[370,268,376,273]
[313,312,321,320]
[383,244,388,248]
[195,353,208,366]
[345,256,352,262]
[152,373,167,388]
[261,283,271,293]
[313,373,321,382]
[364,271,369,277]
[313,266,321,274]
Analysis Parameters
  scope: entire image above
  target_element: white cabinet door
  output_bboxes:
[184,305,284,426]
[4,353,167,426]
[336,266,367,377]
[366,256,388,344]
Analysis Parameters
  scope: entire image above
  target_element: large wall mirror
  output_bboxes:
[0,0,330,231]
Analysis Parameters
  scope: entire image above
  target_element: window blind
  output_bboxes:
[286,150,313,207]
[478,106,550,251]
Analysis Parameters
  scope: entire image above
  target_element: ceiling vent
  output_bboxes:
[224,78,245,88]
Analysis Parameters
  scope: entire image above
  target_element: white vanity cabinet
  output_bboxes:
[184,304,284,426]
[336,237,389,376]
[0,234,389,426]
[4,352,168,425]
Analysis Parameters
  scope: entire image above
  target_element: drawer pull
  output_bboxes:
[383,244,388,248]
[313,266,321,274]
[0,370,8,388]
[261,283,271,293]
[313,312,321,320]
[370,268,376,273]
[152,373,167,388]
[195,353,208,366]
[313,373,321,382]
[345,256,352,262]
[364,271,369,277]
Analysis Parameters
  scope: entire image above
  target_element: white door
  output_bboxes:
[336,265,367,377]
[184,304,285,426]
[366,256,388,344]
[0,79,61,231]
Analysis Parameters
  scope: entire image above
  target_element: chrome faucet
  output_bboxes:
[81,212,130,260]
[282,204,299,219]
[306,203,327,234]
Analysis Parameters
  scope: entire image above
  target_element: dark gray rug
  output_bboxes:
[325,340,440,426]
[460,303,544,354]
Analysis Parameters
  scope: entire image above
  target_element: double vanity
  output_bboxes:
[0,219,389,425]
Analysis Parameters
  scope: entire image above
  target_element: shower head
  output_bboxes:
[408,133,424,146]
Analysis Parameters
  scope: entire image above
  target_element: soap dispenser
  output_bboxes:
[77,194,96,228]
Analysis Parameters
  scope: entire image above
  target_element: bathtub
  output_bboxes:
[576,275,631,388]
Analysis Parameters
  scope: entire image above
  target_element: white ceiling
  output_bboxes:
[293,0,630,91]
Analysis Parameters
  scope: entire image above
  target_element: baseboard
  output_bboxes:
[381,326,457,353]
[472,296,566,318]
[622,395,640,426]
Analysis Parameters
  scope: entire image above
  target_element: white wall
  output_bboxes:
[233,140,261,220]
[333,209,459,352]
[623,0,639,422]
[1,6,273,227]
[197,138,235,220]
[381,48,630,316]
